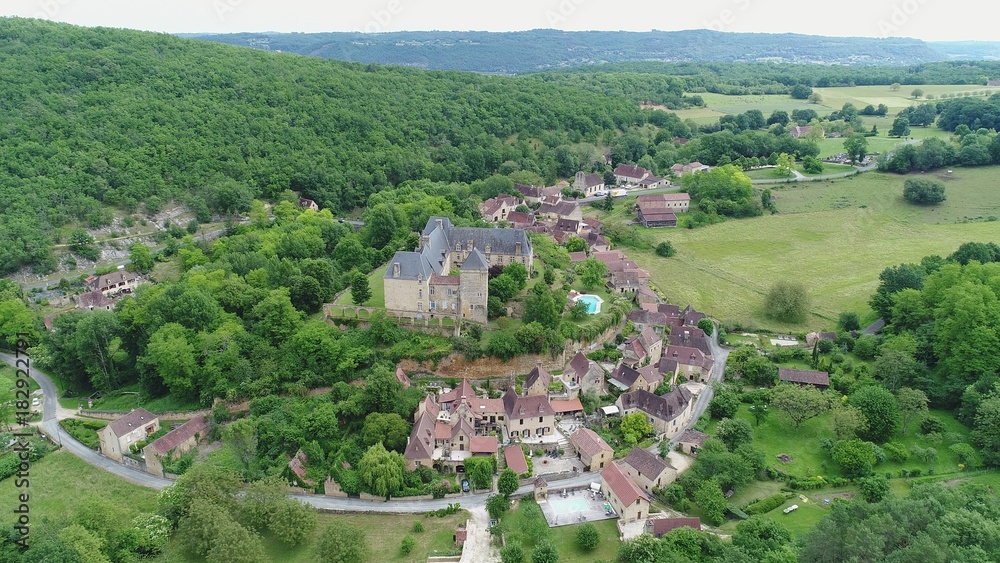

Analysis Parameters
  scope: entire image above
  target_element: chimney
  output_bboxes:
[393,263,400,277]
[435,218,443,230]
[467,240,473,251]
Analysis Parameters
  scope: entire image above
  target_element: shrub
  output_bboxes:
[412,522,424,533]
[400,535,415,555]
[903,178,946,205]
[744,493,788,515]
[655,241,676,257]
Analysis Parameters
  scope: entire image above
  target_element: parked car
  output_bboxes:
[783,504,799,514]
[31,398,40,407]
[462,479,470,493]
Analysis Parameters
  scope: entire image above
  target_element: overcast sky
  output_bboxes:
[3,0,988,41]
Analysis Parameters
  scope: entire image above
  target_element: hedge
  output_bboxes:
[745,493,788,515]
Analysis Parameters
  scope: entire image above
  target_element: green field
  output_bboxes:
[502,499,621,562]
[334,263,387,308]
[626,167,1000,331]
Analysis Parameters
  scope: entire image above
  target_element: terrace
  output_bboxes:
[538,486,620,527]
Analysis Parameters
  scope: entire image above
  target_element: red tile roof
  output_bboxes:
[504,446,529,474]
[145,415,206,455]
[601,462,646,507]
[429,274,460,285]
[649,517,701,537]
[470,436,498,454]
[551,398,584,413]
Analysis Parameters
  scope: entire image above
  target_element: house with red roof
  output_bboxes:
[504,445,530,476]
[778,367,830,389]
[647,517,701,538]
[142,414,207,478]
[601,462,650,523]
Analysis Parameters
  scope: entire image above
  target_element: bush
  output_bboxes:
[763,280,811,323]
[412,522,424,533]
[744,493,788,515]
[576,522,600,551]
[655,241,676,257]
[903,178,946,205]
[400,535,415,555]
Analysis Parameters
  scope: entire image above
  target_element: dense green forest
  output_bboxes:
[186,29,951,73]
[0,18,651,276]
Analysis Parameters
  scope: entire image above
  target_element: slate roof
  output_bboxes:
[569,251,588,263]
[429,274,460,285]
[578,173,604,188]
[515,184,543,198]
[461,248,489,271]
[505,446,529,474]
[107,408,157,438]
[778,368,830,387]
[502,388,553,418]
[666,328,712,356]
[570,428,612,458]
[628,309,668,327]
[568,351,592,378]
[524,364,553,391]
[506,211,534,225]
[405,412,436,461]
[622,446,673,481]
[678,429,709,447]
[77,290,113,309]
[145,415,206,455]
[614,164,650,180]
[665,345,712,370]
[617,388,692,424]
[536,201,580,218]
[386,250,437,281]
[610,363,643,388]
[601,462,646,507]
[637,365,663,388]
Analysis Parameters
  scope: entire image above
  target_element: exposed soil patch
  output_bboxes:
[811,491,853,504]
[776,454,793,463]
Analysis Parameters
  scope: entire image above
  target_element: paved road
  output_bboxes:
[2,320,731,512]
[664,320,730,450]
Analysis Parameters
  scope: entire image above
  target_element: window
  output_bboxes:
[430,301,436,310]
[418,289,422,299]
[538,417,543,423]
[418,302,423,311]
[430,287,435,295]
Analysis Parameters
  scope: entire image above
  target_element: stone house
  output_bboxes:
[620,446,677,493]
[143,415,207,478]
[503,388,555,440]
[664,345,714,383]
[601,462,650,523]
[98,408,159,462]
[573,171,605,196]
[616,387,694,439]
[569,428,614,472]
[87,270,143,297]
[523,363,553,397]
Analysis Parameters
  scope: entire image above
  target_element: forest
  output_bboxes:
[0,18,648,276]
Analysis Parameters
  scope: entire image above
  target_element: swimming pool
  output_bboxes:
[574,294,604,314]
[549,497,590,516]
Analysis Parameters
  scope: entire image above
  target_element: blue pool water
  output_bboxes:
[575,294,603,314]
[549,497,590,515]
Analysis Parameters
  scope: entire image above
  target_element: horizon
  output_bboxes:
[3,0,993,42]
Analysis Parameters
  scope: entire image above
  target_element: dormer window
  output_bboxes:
[485,245,491,254]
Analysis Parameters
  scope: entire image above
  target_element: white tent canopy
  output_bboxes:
[599,405,619,416]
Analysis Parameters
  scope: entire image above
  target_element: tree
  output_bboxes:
[832,405,867,441]
[618,533,663,563]
[973,397,1000,466]
[69,228,100,260]
[802,155,824,174]
[362,363,402,414]
[501,541,526,563]
[843,134,869,165]
[716,418,754,452]
[128,243,155,274]
[315,521,367,563]
[857,474,891,503]
[655,241,676,257]
[349,270,371,305]
[902,178,946,205]
[831,439,877,477]
[223,417,260,478]
[697,317,714,336]
[465,456,496,490]
[361,412,410,452]
[838,312,860,332]
[58,523,111,563]
[487,494,509,519]
[767,110,790,126]
[564,236,586,253]
[790,84,813,99]
[890,82,901,91]
[358,442,405,499]
[141,322,198,399]
[911,88,924,99]
[531,540,558,563]
[889,117,910,137]
[620,411,653,446]
[576,522,600,551]
[400,535,415,555]
[694,479,728,526]
[741,356,778,386]
[896,387,929,435]
[732,517,792,560]
[771,384,829,428]
[749,398,769,427]
[577,258,608,290]
[808,92,823,104]
[763,281,810,323]
[709,386,741,419]
[600,190,614,211]
[774,153,794,177]
[850,386,901,443]
[205,518,268,563]
[497,468,519,497]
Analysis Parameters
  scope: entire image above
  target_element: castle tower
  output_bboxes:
[459,248,489,324]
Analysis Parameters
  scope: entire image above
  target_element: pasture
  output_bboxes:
[625,168,1000,331]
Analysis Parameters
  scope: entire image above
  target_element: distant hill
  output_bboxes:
[929,41,1000,61]
[184,29,954,73]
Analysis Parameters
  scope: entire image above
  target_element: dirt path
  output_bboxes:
[460,506,499,563]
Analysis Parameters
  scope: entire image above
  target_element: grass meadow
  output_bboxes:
[619,167,1000,332]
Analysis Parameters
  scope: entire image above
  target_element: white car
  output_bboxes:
[593,191,606,197]
[783,504,799,514]
[31,397,40,407]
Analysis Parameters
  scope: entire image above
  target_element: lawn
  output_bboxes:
[0,450,159,530]
[57,382,202,413]
[502,499,620,562]
[335,263,387,308]
[623,168,1000,331]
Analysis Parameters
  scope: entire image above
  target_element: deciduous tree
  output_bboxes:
[850,385,900,443]
[359,442,405,499]
[771,384,829,428]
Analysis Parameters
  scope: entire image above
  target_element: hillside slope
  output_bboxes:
[0,18,643,276]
